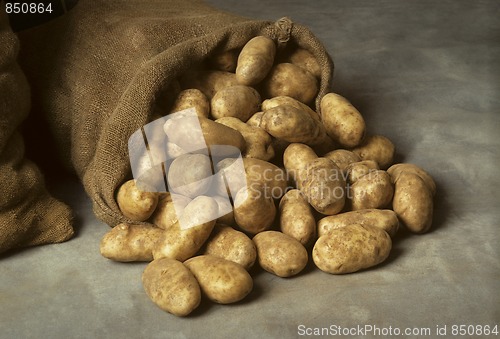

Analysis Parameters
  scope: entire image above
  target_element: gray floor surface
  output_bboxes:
[1,1,499,338]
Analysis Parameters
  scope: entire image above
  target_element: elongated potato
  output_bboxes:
[283,143,319,185]
[387,163,436,196]
[253,231,308,277]
[320,93,366,148]
[345,160,379,184]
[262,63,318,104]
[233,184,276,234]
[236,36,276,86]
[142,258,201,317]
[279,189,316,246]
[116,179,159,222]
[100,223,164,262]
[392,171,433,233]
[324,149,361,174]
[203,224,256,270]
[150,193,192,230]
[352,134,395,169]
[152,196,218,261]
[313,224,392,274]
[318,209,399,238]
[216,117,274,161]
[349,170,394,210]
[184,255,253,304]
[211,85,261,121]
[261,95,320,121]
[170,89,210,118]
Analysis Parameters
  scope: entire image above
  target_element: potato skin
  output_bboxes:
[142,258,201,317]
[387,163,436,196]
[349,170,394,210]
[236,36,276,86]
[318,209,399,238]
[200,117,246,156]
[170,88,210,118]
[320,93,366,148]
[346,160,380,184]
[243,158,288,199]
[392,171,433,233]
[313,224,392,274]
[279,189,316,246]
[233,184,276,234]
[150,193,191,230]
[262,63,318,104]
[184,255,253,304]
[100,223,163,262]
[261,95,320,121]
[352,135,395,169]
[203,224,257,270]
[210,85,261,122]
[253,231,308,277]
[324,149,361,174]
[116,179,159,222]
[283,143,318,185]
[283,48,321,79]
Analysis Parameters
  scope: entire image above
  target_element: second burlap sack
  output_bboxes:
[18,0,333,227]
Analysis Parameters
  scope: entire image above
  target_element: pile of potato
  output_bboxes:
[100,36,436,317]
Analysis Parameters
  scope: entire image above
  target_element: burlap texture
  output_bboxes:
[17,0,333,228]
[0,9,74,254]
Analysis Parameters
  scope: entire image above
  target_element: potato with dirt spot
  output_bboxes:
[313,224,392,274]
[100,223,163,262]
[246,111,264,128]
[318,209,399,238]
[203,224,256,270]
[279,189,316,247]
[184,255,253,304]
[349,170,394,210]
[233,184,276,234]
[211,85,261,122]
[387,163,436,196]
[352,134,395,169]
[283,143,318,186]
[320,93,366,148]
[116,179,159,222]
[169,89,210,118]
[236,36,276,86]
[142,258,201,317]
[253,231,308,277]
[345,160,379,184]
[324,149,361,174]
[262,63,318,104]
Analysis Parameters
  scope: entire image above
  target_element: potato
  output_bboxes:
[153,196,218,261]
[246,111,264,128]
[387,163,436,196]
[167,153,213,198]
[184,255,253,304]
[215,117,274,161]
[313,224,392,274]
[349,170,394,210]
[345,160,379,184]
[261,95,320,121]
[279,189,316,246]
[320,93,366,148]
[203,224,256,270]
[100,223,163,262]
[262,63,318,104]
[169,89,210,118]
[392,171,433,233]
[150,193,192,230]
[318,209,399,238]
[236,36,276,86]
[142,258,201,317]
[243,158,288,199]
[352,134,395,169]
[208,49,239,72]
[213,195,235,226]
[282,48,321,78]
[180,70,238,98]
[116,179,159,222]
[283,143,318,185]
[300,158,346,215]
[211,85,261,122]
[233,184,276,234]
[324,149,361,173]
[253,231,308,277]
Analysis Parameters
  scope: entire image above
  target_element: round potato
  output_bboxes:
[318,209,399,238]
[320,93,366,148]
[184,255,253,304]
[262,63,318,104]
[116,179,159,222]
[324,149,361,174]
[392,171,433,233]
[279,189,316,246]
[142,258,201,317]
[169,88,210,118]
[313,224,392,274]
[253,231,308,277]
[349,170,394,210]
[167,153,213,198]
[211,85,261,122]
[233,184,276,234]
[387,163,436,196]
[236,36,276,86]
[352,134,395,169]
[203,224,257,270]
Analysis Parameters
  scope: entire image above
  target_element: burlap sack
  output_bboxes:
[17,0,333,228]
[0,9,74,255]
